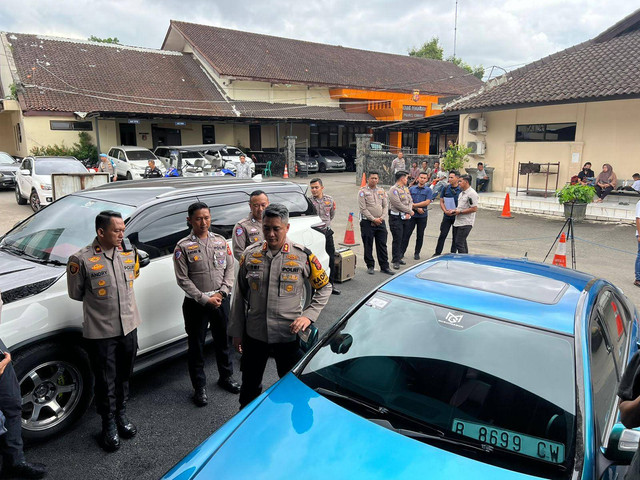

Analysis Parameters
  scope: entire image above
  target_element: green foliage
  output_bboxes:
[408,37,443,60]
[556,183,595,204]
[446,56,485,80]
[8,83,18,100]
[442,144,472,172]
[30,132,98,162]
[88,35,120,44]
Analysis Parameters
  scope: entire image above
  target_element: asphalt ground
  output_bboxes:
[0,173,639,479]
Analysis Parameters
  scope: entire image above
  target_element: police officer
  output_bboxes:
[0,294,46,479]
[232,190,269,261]
[407,171,434,260]
[67,211,140,452]
[98,153,116,182]
[229,204,331,409]
[358,171,394,275]
[143,159,163,178]
[173,202,240,407]
[309,178,340,295]
[388,170,414,269]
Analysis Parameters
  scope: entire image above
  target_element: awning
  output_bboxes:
[372,113,459,132]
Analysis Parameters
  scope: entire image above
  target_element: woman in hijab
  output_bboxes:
[594,164,617,202]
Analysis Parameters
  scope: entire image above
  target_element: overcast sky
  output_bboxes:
[1,0,637,78]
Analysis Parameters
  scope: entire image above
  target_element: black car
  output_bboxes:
[0,151,19,188]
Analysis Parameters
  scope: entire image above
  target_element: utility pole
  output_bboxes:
[453,0,458,59]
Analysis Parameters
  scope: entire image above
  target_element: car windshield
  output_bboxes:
[318,149,338,157]
[300,293,576,476]
[0,195,135,264]
[127,150,156,161]
[180,151,204,159]
[34,159,85,175]
[0,152,15,165]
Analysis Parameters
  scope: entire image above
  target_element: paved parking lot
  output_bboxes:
[1,173,639,479]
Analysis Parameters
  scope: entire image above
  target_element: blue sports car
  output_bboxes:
[163,255,640,479]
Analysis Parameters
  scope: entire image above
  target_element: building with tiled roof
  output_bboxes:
[445,9,640,193]
[0,21,479,159]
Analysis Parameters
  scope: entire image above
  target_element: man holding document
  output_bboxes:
[434,170,462,256]
[451,174,479,253]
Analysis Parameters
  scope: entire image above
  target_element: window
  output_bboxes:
[202,125,215,144]
[597,291,628,373]
[311,124,338,148]
[49,121,93,131]
[14,123,22,149]
[589,313,619,442]
[515,123,576,142]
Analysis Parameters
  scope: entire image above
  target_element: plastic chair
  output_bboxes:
[264,161,272,178]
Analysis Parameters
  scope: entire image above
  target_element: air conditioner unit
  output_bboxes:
[467,141,485,155]
[468,117,487,133]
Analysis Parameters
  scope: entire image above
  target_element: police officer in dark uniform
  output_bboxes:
[142,159,163,178]
[67,211,141,452]
[0,294,46,479]
[308,177,340,295]
[229,204,331,409]
[173,202,240,407]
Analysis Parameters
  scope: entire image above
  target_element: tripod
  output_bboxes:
[543,201,577,269]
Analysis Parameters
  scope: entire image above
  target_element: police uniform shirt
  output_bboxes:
[391,157,406,174]
[388,184,413,218]
[67,238,141,339]
[309,194,336,228]
[232,215,263,261]
[173,231,234,305]
[144,166,163,178]
[228,239,331,344]
[358,186,388,221]
[98,161,115,177]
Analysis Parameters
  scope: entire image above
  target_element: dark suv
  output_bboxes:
[0,177,328,441]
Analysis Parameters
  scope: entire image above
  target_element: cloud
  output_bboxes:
[0,0,637,77]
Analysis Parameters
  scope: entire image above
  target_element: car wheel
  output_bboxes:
[318,163,326,173]
[15,184,27,205]
[300,279,312,310]
[126,171,133,180]
[29,190,41,212]
[13,342,93,443]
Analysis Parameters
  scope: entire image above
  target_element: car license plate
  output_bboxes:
[452,419,565,464]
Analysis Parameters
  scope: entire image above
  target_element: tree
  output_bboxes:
[408,37,485,80]
[408,37,443,60]
[441,144,472,172]
[88,35,120,44]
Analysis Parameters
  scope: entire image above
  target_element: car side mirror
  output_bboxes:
[604,422,640,464]
[330,333,353,354]
[298,324,319,353]
[20,169,30,176]
[138,249,150,268]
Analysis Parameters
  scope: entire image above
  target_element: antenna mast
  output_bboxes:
[453,0,458,59]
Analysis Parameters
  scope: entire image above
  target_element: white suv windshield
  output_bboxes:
[34,159,85,175]
[0,152,15,165]
[0,196,134,264]
[301,293,576,475]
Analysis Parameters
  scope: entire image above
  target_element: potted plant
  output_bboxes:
[441,144,472,173]
[556,183,595,221]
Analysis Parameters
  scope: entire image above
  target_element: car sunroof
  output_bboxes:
[416,261,569,305]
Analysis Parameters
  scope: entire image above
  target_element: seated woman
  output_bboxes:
[594,164,617,203]
[577,162,595,185]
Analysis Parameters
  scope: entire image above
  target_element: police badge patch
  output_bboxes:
[68,262,80,275]
[175,250,182,260]
[236,227,244,236]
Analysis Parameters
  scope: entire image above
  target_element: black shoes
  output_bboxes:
[392,263,400,270]
[399,260,406,265]
[218,377,241,394]
[331,288,341,295]
[100,414,120,452]
[367,267,374,275]
[116,411,137,439]
[1,461,47,479]
[414,254,420,260]
[193,386,208,406]
[381,268,395,275]
[634,280,640,288]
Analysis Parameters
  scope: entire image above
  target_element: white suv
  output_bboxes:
[0,178,329,441]
[106,146,160,180]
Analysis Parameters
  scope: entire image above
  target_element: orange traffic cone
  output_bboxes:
[339,212,360,246]
[283,163,289,179]
[499,193,513,219]
[552,233,567,267]
[360,172,366,187]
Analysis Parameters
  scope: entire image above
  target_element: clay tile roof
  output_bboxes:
[7,33,375,121]
[167,21,482,96]
[446,9,640,113]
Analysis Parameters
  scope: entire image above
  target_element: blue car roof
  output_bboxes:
[380,255,595,335]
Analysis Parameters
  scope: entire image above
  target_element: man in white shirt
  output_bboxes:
[236,155,252,179]
[618,173,640,194]
[452,174,479,254]
[476,162,490,192]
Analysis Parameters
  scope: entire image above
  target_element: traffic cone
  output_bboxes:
[339,212,360,246]
[499,193,513,219]
[360,172,366,187]
[552,233,567,267]
[283,163,289,179]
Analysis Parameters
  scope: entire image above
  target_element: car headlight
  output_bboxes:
[40,183,52,190]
